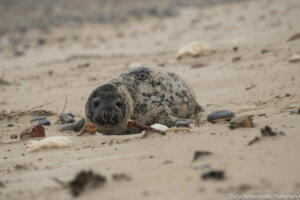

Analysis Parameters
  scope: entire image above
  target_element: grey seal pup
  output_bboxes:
[85,67,203,135]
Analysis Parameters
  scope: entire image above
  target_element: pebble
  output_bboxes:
[39,119,51,126]
[30,117,51,126]
[175,120,190,127]
[7,124,15,127]
[207,110,235,123]
[59,113,75,124]
[30,117,46,123]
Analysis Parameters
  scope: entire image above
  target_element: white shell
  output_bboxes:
[289,54,300,63]
[176,41,212,59]
[150,123,168,132]
[26,136,72,153]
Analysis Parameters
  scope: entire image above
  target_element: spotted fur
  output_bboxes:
[86,67,203,134]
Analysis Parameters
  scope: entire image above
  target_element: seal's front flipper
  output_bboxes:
[60,118,86,132]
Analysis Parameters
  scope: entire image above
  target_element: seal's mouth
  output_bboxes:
[93,118,128,135]
[94,110,123,126]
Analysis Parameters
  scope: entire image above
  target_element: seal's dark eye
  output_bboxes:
[115,101,122,108]
[93,100,100,107]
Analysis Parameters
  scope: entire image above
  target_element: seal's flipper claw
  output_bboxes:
[78,122,96,136]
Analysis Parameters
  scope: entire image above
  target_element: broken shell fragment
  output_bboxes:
[289,54,300,63]
[150,123,169,132]
[229,115,254,129]
[177,42,212,60]
[20,124,45,139]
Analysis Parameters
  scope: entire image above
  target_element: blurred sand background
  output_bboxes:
[0,0,300,199]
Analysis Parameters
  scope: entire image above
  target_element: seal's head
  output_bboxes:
[85,84,128,134]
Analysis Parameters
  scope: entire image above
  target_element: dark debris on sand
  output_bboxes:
[112,173,132,181]
[201,170,225,181]
[193,151,212,162]
[69,170,106,197]
[248,126,285,146]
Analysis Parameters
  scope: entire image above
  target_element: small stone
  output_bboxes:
[229,115,254,129]
[7,124,15,127]
[175,120,190,127]
[59,113,75,124]
[39,119,51,126]
[30,117,46,123]
[207,110,235,123]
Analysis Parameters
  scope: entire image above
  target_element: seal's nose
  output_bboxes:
[101,112,111,123]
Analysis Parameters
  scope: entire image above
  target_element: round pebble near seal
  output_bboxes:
[85,67,203,134]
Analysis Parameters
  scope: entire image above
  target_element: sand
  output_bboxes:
[0,0,300,199]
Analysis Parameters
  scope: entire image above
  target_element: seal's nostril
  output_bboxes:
[102,113,107,120]
[95,115,102,124]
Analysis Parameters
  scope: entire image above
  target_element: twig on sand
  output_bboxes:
[9,102,52,117]
[61,96,68,116]
[128,119,166,135]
